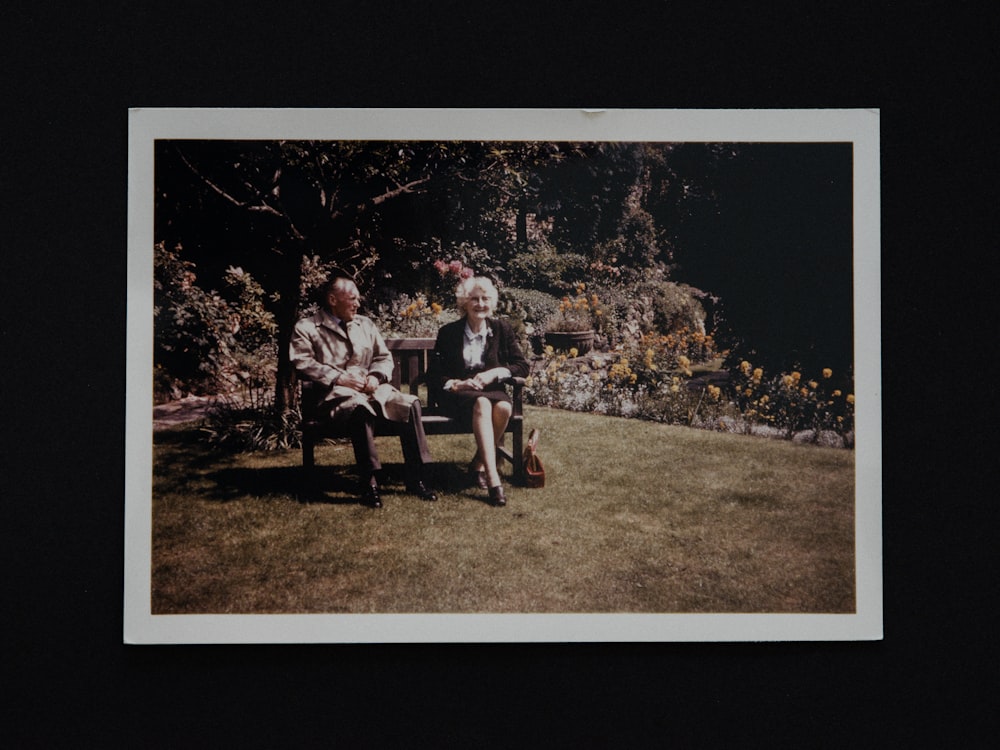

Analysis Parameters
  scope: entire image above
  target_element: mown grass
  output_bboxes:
[152,405,855,614]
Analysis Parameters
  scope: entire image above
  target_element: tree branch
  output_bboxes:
[175,148,305,240]
[365,177,432,209]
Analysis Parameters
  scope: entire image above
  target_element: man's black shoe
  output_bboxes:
[360,483,382,508]
[407,480,438,502]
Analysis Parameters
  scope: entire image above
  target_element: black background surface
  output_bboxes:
[3,2,996,746]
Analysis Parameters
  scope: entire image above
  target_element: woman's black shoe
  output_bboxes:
[468,464,488,490]
[488,485,507,507]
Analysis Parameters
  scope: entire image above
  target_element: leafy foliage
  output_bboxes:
[154,242,278,402]
[201,397,302,452]
[505,239,590,293]
[154,242,239,399]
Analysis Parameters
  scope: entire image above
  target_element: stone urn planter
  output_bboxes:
[544,330,595,355]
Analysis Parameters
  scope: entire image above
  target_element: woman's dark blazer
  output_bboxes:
[430,316,530,397]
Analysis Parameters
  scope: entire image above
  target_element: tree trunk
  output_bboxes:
[274,247,303,414]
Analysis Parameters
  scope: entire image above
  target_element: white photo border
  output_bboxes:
[126,108,881,643]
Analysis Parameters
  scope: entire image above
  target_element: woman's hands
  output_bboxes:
[447,367,511,391]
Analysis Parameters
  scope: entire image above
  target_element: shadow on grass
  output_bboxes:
[203,464,357,505]
[203,461,498,507]
[199,463,504,505]
[153,428,241,473]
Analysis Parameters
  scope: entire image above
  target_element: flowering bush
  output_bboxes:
[370,292,460,338]
[424,242,503,302]
[599,329,717,396]
[730,360,855,439]
[433,257,475,281]
[526,345,723,427]
[544,283,606,333]
[524,344,853,447]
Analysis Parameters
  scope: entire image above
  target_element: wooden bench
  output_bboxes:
[300,337,526,484]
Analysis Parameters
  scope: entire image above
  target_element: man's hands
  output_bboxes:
[339,372,380,394]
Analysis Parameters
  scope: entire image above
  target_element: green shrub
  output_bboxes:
[201,397,302,451]
[154,242,238,399]
[154,243,280,402]
[500,287,562,329]
[633,279,707,334]
[506,240,590,293]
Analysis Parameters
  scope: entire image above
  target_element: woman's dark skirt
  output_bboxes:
[437,387,512,427]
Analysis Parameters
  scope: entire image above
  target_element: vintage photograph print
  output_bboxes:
[126,109,881,643]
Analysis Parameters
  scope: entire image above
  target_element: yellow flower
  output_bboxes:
[431,302,443,315]
[759,395,769,404]
[707,385,721,400]
[753,368,763,381]
[740,360,752,375]
[782,375,794,387]
[678,355,691,368]
[822,368,833,379]
[833,389,842,397]
[808,380,818,390]
[544,345,554,356]
[791,371,801,383]
[846,394,855,404]
[744,388,753,397]
[569,347,579,358]
[670,384,680,393]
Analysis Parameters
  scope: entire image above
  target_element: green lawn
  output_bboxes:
[152,405,855,614]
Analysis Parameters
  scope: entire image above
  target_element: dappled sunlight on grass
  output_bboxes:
[152,405,854,614]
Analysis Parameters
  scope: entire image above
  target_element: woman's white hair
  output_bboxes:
[455,276,499,315]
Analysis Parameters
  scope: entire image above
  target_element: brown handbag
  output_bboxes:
[522,428,545,488]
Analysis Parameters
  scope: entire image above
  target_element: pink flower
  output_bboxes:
[460,267,474,279]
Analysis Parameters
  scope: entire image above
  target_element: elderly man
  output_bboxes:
[290,276,436,508]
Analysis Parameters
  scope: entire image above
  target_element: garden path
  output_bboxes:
[153,395,217,431]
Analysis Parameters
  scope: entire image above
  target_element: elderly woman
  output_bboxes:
[431,276,529,506]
